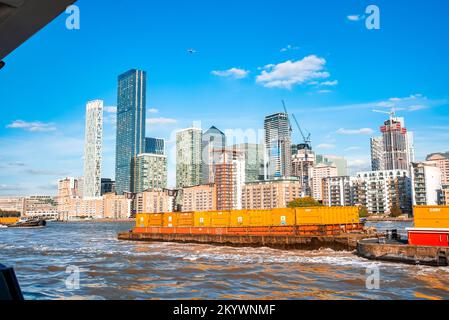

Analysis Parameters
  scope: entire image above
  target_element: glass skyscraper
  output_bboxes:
[201,126,226,185]
[145,137,165,155]
[264,113,292,179]
[115,69,147,195]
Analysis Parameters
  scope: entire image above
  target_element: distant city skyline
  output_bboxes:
[1,0,448,196]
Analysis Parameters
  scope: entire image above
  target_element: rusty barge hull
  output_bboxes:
[357,239,449,267]
[118,231,371,251]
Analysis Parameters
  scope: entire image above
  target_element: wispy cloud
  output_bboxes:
[320,80,339,86]
[316,143,336,150]
[347,158,371,175]
[0,184,21,192]
[104,106,117,125]
[256,55,330,90]
[24,169,69,176]
[148,108,159,114]
[104,106,117,114]
[303,94,447,113]
[337,128,374,135]
[345,146,362,152]
[147,118,178,125]
[212,68,250,79]
[347,15,364,22]
[6,120,57,132]
[280,44,299,52]
[317,89,332,94]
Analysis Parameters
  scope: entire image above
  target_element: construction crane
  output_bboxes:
[292,114,312,150]
[281,100,313,198]
[373,108,396,121]
[282,100,293,134]
[282,100,312,150]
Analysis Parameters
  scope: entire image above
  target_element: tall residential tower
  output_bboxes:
[83,100,103,198]
[176,128,203,188]
[264,113,292,179]
[115,69,147,194]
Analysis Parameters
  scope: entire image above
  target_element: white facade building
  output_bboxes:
[83,100,104,198]
[411,162,442,206]
[356,170,412,215]
[309,164,338,201]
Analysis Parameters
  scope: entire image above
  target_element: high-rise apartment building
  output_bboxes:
[292,147,316,196]
[145,137,165,155]
[411,162,442,206]
[176,128,203,188]
[242,179,302,210]
[135,190,176,214]
[181,184,217,212]
[264,113,292,179]
[371,116,415,172]
[309,164,338,201]
[370,137,384,171]
[57,177,83,217]
[115,69,147,194]
[83,100,103,198]
[322,176,356,207]
[441,186,449,205]
[201,126,226,184]
[425,152,449,186]
[232,143,265,183]
[131,153,168,193]
[214,149,245,210]
[356,170,412,215]
[103,194,132,219]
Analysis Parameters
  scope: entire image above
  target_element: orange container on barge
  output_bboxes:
[134,207,363,237]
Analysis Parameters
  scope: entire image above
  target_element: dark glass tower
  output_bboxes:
[115,69,147,195]
[145,137,165,155]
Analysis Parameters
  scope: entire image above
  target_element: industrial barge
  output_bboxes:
[357,206,449,267]
[118,207,373,251]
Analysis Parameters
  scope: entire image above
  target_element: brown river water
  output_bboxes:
[1,221,448,300]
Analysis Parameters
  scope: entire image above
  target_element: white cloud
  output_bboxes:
[320,80,339,86]
[6,120,57,132]
[0,184,21,191]
[337,128,374,135]
[104,107,117,125]
[316,143,336,150]
[345,146,362,152]
[256,55,330,89]
[212,68,249,79]
[280,44,299,52]
[317,89,332,94]
[347,15,364,21]
[104,106,117,114]
[347,158,372,175]
[24,169,69,176]
[148,108,159,114]
[406,104,429,111]
[375,94,435,112]
[306,94,446,113]
[147,118,178,125]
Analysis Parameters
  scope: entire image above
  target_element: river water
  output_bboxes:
[1,221,449,300]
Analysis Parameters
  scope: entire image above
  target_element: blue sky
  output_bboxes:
[1,0,448,195]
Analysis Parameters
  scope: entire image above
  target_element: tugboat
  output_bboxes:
[8,217,47,229]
